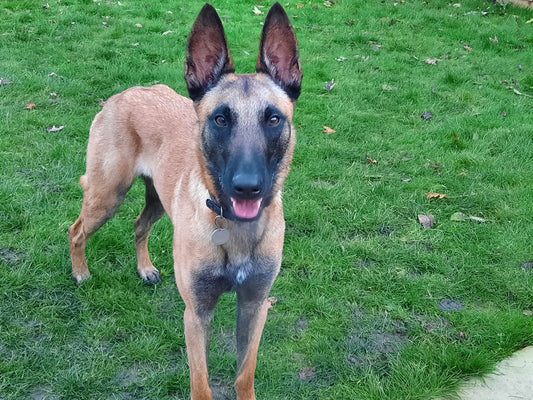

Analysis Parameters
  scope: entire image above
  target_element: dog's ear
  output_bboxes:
[256,2,303,102]
[185,4,235,102]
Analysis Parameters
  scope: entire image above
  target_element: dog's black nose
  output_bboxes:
[232,173,262,198]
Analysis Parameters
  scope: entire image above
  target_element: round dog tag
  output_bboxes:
[211,228,229,246]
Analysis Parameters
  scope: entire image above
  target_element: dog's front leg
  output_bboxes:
[178,264,232,400]
[234,268,278,400]
[183,304,215,400]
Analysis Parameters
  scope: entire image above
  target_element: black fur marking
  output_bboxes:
[192,257,278,315]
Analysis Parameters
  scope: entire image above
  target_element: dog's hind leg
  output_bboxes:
[134,176,165,284]
[69,167,135,283]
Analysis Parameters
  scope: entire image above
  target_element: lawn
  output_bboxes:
[1,0,532,399]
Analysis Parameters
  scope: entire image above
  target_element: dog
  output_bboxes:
[68,3,302,399]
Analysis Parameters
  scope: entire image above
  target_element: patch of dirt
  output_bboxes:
[211,376,234,400]
[354,257,376,269]
[30,387,58,400]
[346,309,409,370]
[438,298,464,312]
[216,328,236,355]
[294,317,309,338]
[0,247,26,266]
[416,315,452,334]
[115,366,144,388]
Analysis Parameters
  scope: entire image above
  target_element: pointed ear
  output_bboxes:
[256,2,303,102]
[185,4,235,102]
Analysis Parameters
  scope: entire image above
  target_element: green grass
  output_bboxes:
[1,0,532,399]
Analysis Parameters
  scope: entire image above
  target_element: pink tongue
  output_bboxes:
[232,198,262,219]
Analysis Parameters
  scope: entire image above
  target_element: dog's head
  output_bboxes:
[185,3,302,222]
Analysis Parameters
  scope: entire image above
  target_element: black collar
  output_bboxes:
[206,193,236,220]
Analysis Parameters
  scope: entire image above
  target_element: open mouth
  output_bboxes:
[231,198,262,219]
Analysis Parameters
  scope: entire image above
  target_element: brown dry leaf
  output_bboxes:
[464,45,473,51]
[297,3,304,8]
[299,366,316,381]
[324,126,336,135]
[366,156,378,164]
[26,103,36,110]
[427,193,446,199]
[418,214,435,228]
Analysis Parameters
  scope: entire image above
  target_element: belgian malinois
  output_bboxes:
[68,3,302,399]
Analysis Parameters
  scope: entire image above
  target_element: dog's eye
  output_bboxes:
[214,115,227,127]
[267,115,280,127]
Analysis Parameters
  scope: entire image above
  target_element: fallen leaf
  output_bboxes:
[162,30,173,35]
[521,261,533,271]
[45,125,64,133]
[0,78,13,86]
[421,111,433,121]
[103,21,109,27]
[512,88,532,97]
[523,310,533,317]
[464,45,473,51]
[345,19,355,25]
[425,58,438,65]
[324,126,336,135]
[502,110,507,117]
[267,297,278,310]
[366,156,378,164]
[335,56,347,62]
[427,193,446,199]
[489,36,499,44]
[418,214,435,228]
[382,84,397,91]
[299,366,316,381]
[450,212,467,222]
[135,23,142,28]
[42,3,50,8]
[468,215,487,223]
[48,72,58,77]
[253,6,263,15]
[450,212,487,223]
[297,3,304,8]
[26,103,36,109]
[324,79,336,91]
[452,3,461,7]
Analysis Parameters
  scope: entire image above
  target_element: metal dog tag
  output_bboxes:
[211,228,229,246]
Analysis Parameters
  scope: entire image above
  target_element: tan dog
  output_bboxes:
[68,3,302,399]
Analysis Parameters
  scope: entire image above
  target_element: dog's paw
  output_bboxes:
[140,269,162,284]
[72,273,92,284]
